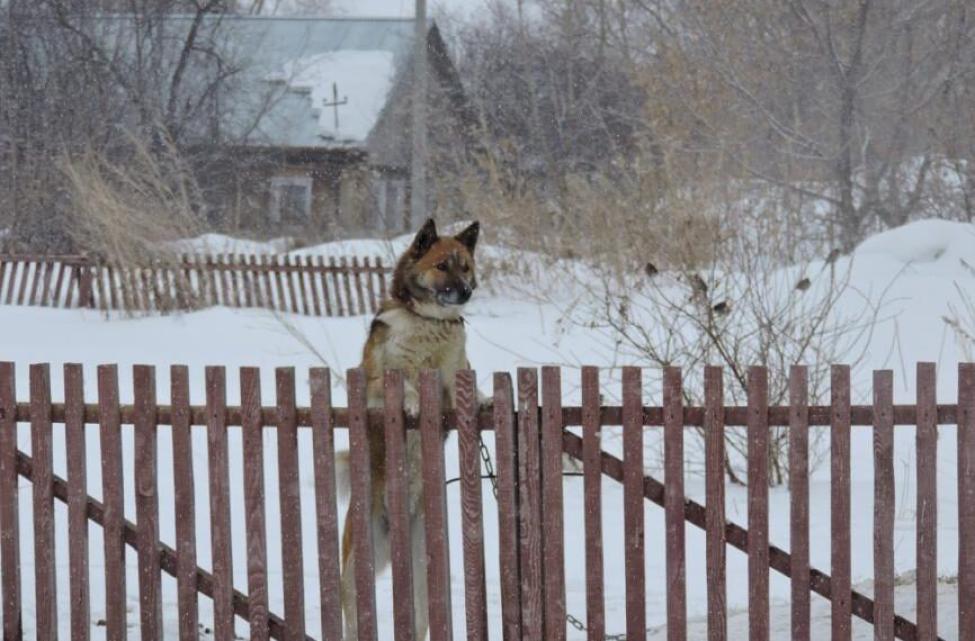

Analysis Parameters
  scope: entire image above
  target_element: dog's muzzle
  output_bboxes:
[437,284,472,305]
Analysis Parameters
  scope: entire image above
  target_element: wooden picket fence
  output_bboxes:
[0,253,390,316]
[0,362,973,641]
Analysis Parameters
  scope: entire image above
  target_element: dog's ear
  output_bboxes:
[454,221,480,253]
[410,218,438,258]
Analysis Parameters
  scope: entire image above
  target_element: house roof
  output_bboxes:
[216,16,417,149]
[97,14,420,149]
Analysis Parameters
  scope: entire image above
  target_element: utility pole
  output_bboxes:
[410,0,427,229]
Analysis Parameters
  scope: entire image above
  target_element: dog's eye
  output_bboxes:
[462,264,470,272]
[436,262,448,271]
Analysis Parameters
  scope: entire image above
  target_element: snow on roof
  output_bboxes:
[271,50,396,144]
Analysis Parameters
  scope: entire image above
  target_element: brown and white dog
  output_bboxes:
[340,218,480,641]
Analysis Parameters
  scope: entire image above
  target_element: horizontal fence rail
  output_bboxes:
[0,253,390,317]
[0,362,971,641]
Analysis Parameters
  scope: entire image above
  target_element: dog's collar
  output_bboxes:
[403,300,466,325]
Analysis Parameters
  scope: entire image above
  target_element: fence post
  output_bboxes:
[0,362,21,641]
[581,366,604,641]
[384,370,416,641]
[916,363,938,639]
[205,366,235,641]
[241,367,270,641]
[789,366,810,641]
[830,365,852,641]
[77,258,94,309]
[704,366,726,641]
[622,366,645,641]
[97,365,126,641]
[663,366,686,641]
[517,368,543,641]
[747,366,770,641]
[65,364,90,641]
[540,367,566,641]
[347,367,379,641]
[494,372,522,641]
[133,364,161,641]
[960,362,975,640]
[456,369,488,641]
[873,369,895,641]
[310,368,341,641]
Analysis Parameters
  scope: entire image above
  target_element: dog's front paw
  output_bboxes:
[403,395,421,418]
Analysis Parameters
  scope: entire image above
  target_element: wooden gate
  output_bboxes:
[0,362,972,641]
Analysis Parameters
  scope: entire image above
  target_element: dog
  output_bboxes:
[340,218,480,641]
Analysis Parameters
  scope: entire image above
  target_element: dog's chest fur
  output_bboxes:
[372,307,467,396]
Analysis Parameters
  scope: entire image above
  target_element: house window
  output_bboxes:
[270,176,313,224]
[372,175,406,232]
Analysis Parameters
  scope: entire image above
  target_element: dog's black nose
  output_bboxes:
[459,285,472,302]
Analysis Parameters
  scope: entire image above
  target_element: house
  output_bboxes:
[155,15,477,239]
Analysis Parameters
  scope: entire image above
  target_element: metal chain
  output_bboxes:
[477,434,500,500]
[473,438,658,641]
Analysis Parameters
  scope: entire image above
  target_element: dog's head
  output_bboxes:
[391,218,479,316]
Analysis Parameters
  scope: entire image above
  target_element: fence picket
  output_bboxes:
[493,372,522,641]
[340,257,354,317]
[541,366,567,641]
[622,366,645,641]
[246,255,262,309]
[352,257,366,315]
[262,255,276,310]
[98,364,127,641]
[960,362,975,640]
[281,256,297,314]
[377,257,388,302]
[306,256,322,317]
[39,260,54,306]
[0,259,7,303]
[347,367,378,641]
[873,370,895,641]
[272,256,287,313]
[171,366,199,641]
[316,256,333,316]
[384,370,416,641]
[747,366,769,641]
[831,365,852,641]
[17,260,32,305]
[3,260,18,304]
[581,366,604,641]
[704,366,725,641]
[365,257,378,312]
[457,369,488,641]
[27,260,43,305]
[276,368,306,641]
[294,255,309,314]
[134,364,161,641]
[241,367,270,641]
[663,367,686,641]
[310,368,341,641]
[30,363,58,641]
[228,254,242,308]
[420,370,453,641]
[65,364,90,641]
[207,366,234,641]
[51,261,67,307]
[0,362,21,641]
[788,366,810,641]
[916,363,938,639]
[517,368,543,641]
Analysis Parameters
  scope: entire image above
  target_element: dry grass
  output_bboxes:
[59,133,204,267]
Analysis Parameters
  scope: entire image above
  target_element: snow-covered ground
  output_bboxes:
[1,219,973,640]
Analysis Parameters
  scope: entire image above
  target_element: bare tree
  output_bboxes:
[0,0,271,250]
